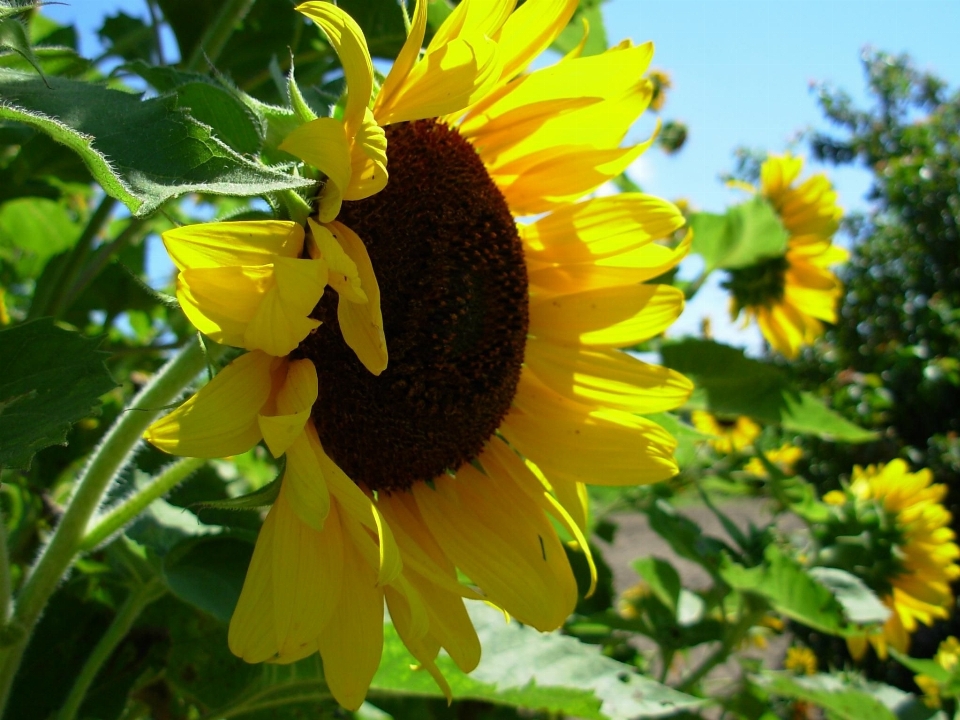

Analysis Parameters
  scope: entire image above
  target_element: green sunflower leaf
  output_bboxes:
[552,2,609,57]
[753,671,947,720]
[371,603,703,719]
[660,338,877,442]
[0,318,116,470]
[162,534,255,624]
[0,16,45,82]
[0,69,312,216]
[690,196,790,272]
[721,545,886,637]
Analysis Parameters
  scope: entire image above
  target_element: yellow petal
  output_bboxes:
[307,219,366,303]
[315,440,402,585]
[375,0,426,120]
[529,283,685,347]
[494,140,651,214]
[257,358,318,457]
[481,439,598,597]
[374,34,503,126]
[282,424,330,531]
[329,221,388,375]
[345,108,388,201]
[296,2,373,136]
[521,193,684,262]
[525,338,693,414]
[280,118,351,222]
[429,0,515,51]
[413,463,578,632]
[243,257,327,357]
[528,231,691,294]
[493,0,578,81]
[145,351,277,458]
[318,523,384,711]
[162,221,304,271]
[228,486,343,663]
[499,370,679,486]
[177,265,271,348]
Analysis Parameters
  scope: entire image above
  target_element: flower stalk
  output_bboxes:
[0,337,215,718]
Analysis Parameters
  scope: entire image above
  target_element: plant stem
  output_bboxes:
[0,337,213,718]
[80,457,206,552]
[185,0,258,73]
[59,215,152,314]
[55,579,165,720]
[28,195,117,320]
[676,600,763,693]
[0,516,9,627]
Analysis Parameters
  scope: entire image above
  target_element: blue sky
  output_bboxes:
[45,0,960,350]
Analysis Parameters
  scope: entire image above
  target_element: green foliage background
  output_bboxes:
[0,1,957,719]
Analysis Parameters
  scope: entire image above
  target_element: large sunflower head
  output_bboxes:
[724,154,848,358]
[815,460,960,660]
[145,0,692,709]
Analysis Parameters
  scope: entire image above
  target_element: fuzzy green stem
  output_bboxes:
[185,0,257,72]
[28,195,117,320]
[60,216,152,314]
[0,516,9,626]
[0,337,213,718]
[55,579,165,720]
[80,457,206,552]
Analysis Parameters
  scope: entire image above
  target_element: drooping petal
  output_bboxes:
[257,358,318,457]
[413,462,578,632]
[145,351,278,458]
[296,1,373,136]
[228,485,343,663]
[318,517,384,711]
[329,221,388,375]
[429,0,516,51]
[162,221,304,271]
[307,219,366,303]
[282,424,331,531]
[529,283,685,347]
[281,118,352,223]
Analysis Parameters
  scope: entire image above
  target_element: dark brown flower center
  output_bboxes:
[296,119,528,492]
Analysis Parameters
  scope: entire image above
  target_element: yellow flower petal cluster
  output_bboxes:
[145,0,691,710]
[842,460,960,660]
[783,645,818,676]
[732,154,848,358]
[916,636,960,708]
[691,410,761,454]
[744,442,803,477]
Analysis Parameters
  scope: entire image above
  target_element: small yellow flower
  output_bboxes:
[823,489,846,506]
[936,636,960,671]
[691,411,760,454]
[783,646,818,675]
[744,443,803,477]
[916,675,942,708]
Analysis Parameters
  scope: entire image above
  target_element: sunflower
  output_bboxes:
[690,410,760,454]
[814,460,960,660]
[724,154,847,358]
[145,0,692,710]
[783,645,817,676]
